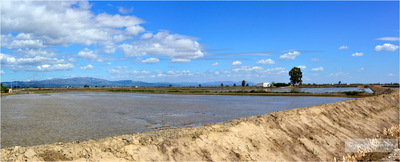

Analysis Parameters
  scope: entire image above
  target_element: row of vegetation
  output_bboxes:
[1,84,7,93]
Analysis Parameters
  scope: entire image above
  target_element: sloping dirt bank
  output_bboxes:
[1,91,399,161]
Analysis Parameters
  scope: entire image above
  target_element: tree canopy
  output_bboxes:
[289,67,302,86]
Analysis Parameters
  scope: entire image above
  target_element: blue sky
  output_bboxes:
[1,1,399,84]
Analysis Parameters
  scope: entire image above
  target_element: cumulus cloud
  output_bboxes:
[125,25,145,35]
[17,48,55,57]
[9,39,45,49]
[351,52,364,57]
[311,67,324,72]
[0,52,74,72]
[232,61,242,66]
[338,46,349,50]
[0,70,5,75]
[375,43,399,52]
[231,66,287,75]
[278,51,300,60]
[118,31,204,62]
[141,57,160,64]
[80,64,94,70]
[211,62,218,66]
[140,33,153,39]
[297,65,307,69]
[256,59,275,65]
[77,48,97,60]
[2,1,145,49]
[77,48,104,62]
[376,37,400,41]
[0,54,68,66]
[36,63,74,71]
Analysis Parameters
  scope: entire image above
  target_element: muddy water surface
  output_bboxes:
[1,92,353,148]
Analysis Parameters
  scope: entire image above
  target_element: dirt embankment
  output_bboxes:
[369,85,396,95]
[1,91,399,161]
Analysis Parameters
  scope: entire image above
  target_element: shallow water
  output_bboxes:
[212,87,373,93]
[1,92,353,148]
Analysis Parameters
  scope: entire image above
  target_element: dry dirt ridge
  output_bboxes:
[1,90,399,161]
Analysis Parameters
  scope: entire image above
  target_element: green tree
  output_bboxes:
[233,83,236,87]
[1,83,7,93]
[242,80,246,87]
[198,84,201,87]
[221,83,223,87]
[246,83,249,87]
[289,67,302,86]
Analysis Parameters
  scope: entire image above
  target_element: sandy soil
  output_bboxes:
[1,88,399,161]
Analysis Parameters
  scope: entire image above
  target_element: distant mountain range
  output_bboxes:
[1,77,255,88]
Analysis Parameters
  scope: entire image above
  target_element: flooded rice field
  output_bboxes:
[211,87,373,93]
[1,92,353,148]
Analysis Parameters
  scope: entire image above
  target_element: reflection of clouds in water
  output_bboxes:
[1,92,352,148]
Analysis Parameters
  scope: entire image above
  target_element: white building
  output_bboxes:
[257,82,270,87]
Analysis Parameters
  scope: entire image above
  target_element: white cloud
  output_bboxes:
[117,6,133,14]
[311,67,324,72]
[107,62,112,65]
[0,52,75,72]
[376,37,400,41]
[125,25,145,35]
[311,58,323,62]
[232,61,242,66]
[357,68,365,72]
[0,70,5,75]
[297,65,307,69]
[77,48,103,62]
[278,51,300,60]
[115,66,130,70]
[388,73,397,77]
[2,1,145,48]
[77,48,97,60]
[80,64,94,70]
[171,59,191,63]
[351,52,364,57]
[231,66,287,75]
[375,43,399,52]
[36,63,74,71]
[17,48,55,57]
[141,57,160,64]
[256,59,275,65]
[9,39,45,49]
[211,62,218,66]
[339,46,349,50]
[108,68,151,75]
[119,31,204,62]
[327,72,350,78]
[140,33,153,39]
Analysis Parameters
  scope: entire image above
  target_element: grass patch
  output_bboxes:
[109,89,155,93]
[342,91,361,95]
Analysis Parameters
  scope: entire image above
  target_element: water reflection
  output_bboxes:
[1,92,353,148]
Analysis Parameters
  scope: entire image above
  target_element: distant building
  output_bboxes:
[7,88,12,93]
[257,82,270,87]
